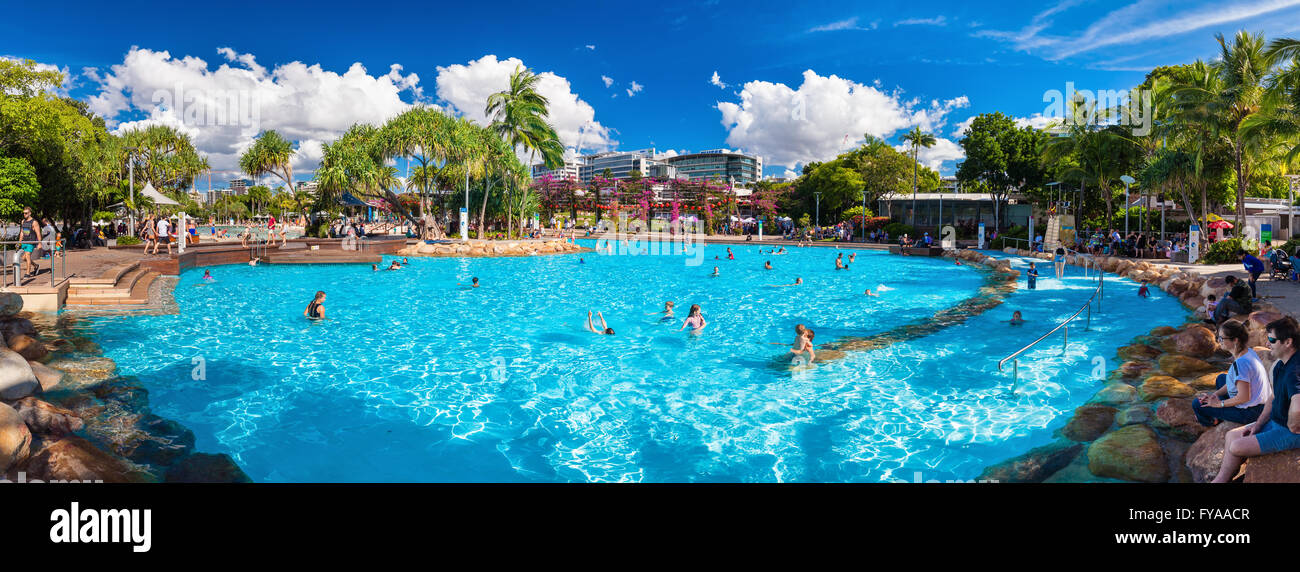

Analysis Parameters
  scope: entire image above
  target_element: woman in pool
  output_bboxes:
[647,301,675,320]
[711,266,720,277]
[1054,247,1067,279]
[585,310,614,335]
[679,304,707,333]
[202,269,214,282]
[1008,311,1025,325]
[303,291,326,320]
[726,247,735,260]
[849,252,856,264]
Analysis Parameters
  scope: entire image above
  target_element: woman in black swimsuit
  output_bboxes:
[303,291,326,319]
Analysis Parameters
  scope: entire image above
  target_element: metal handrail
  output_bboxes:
[997,250,1104,395]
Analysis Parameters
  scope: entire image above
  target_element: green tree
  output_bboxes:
[957,112,1046,228]
[0,156,40,220]
[486,64,564,238]
[239,130,297,202]
[901,127,937,226]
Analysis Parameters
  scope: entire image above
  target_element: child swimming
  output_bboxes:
[679,304,707,333]
[647,301,675,321]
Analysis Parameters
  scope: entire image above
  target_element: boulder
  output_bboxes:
[1180,293,1205,311]
[1159,325,1218,358]
[7,334,47,361]
[1157,354,1216,377]
[21,435,149,483]
[0,292,22,317]
[977,441,1083,483]
[164,453,253,483]
[1190,372,1223,391]
[0,401,31,473]
[1140,375,1196,400]
[42,356,116,390]
[1149,325,1178,338]
[1246,311,1284,348]
[1116,405,1152,426]
[1153,397,1209,441]
[1118,343,1162,362]
[1185,421,1242,483]
[1088,425,1171,482]
[1089,383,1139,405]
[1111,360,1153,381]
[1167,279,1190,297]
[1243,449,1300,483]
[28,361,65,392]
[7,397,83,436]
[0,347,39,400]
[1062,405,1118,442]
[0,317,36,341]
[1200,276,1228,298]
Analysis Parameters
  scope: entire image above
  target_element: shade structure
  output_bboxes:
[338,192,367,207]
[1207,220,1234,229]
[141,182,181,206]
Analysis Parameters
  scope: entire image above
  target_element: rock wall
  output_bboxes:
[398,239,591,258]
[0,296,250,483]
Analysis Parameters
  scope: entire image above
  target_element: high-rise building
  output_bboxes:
[229,178,251,195]
[665,150,763,186]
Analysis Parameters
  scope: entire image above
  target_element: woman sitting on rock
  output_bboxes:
[1194,320,1270,427]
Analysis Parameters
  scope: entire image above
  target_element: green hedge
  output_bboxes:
[116,236,142,246]
[882,222,915,239]
[1202,238,1242,264]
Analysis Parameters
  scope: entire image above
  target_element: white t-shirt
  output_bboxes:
[157,219,170,238]
[1227,348,1271,408]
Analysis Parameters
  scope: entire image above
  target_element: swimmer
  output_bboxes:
[402,257,410,265]
[864,289,878,297]
[776,247,786,255]
[835,255,845,270]
[764,260,772,270]
[387,260,403,270]
[679,304,707,333]
[711,266,720,277]
[585,310,614,335]
[579,258,585,264]
[202,269,214,282]
[303,291,326,319]
[647,301,675,320]
[372,264,378,271]
[789,327,816,364]
[1138,281,1150,298]
[770,277,803,287]
[458,277,480,288]
[955,259,962,266]
[1008,310,1025,325]
[849,253,856,264]
[727,247,735,260]
[249,257,260,266]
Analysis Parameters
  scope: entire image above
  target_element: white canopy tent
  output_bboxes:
[141,182,181,206]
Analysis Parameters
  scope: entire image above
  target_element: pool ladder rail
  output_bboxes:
[997,249,1104,396]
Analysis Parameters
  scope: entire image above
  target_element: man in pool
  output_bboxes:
[711,266,720,277]
[764,261,772,270]
[387,260,403,270]
[585,310,614,335]
[770,277,803,287]
[304,291,326,319]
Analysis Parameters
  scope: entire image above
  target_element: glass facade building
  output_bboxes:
[665,150,763,185]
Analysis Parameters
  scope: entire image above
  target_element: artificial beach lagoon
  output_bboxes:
[42,238,1261,483]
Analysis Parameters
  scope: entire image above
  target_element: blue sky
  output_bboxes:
[6,0,1300,182]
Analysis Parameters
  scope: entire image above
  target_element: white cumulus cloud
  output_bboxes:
[602,75,614,88]
[434,54,615,156]
[717,69,969,171]
[710,71,727,89]
[626,81,643,97]
[84,47,423,178]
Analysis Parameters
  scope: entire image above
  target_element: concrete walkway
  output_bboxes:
[1158,260,1300,318]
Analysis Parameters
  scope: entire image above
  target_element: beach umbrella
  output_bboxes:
[1207,220,1233,229]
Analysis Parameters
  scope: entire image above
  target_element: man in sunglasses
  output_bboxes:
[1213,316,1300,482]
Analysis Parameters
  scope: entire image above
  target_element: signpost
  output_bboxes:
[978,222,985,250]
[459,207,468,241]
[1189,224,1200,263]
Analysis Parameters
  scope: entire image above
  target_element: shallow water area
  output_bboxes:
[76,243,1187,482]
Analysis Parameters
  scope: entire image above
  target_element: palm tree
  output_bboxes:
[380,107,457,238]
[239,131,297,199]
[486,64,565,238]
[901,127,936,226]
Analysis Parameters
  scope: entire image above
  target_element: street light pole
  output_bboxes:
[815,192,821,228]
[861,189,867,242]
[1120,175,1136,239]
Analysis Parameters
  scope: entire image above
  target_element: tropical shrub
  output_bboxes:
[116,236,141,246]
[1202,238,1243,264]
[882,222,916,239]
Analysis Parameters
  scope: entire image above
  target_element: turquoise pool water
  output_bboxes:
[76,243,1187,482]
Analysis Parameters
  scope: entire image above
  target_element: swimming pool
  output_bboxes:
[74,243,1188,482]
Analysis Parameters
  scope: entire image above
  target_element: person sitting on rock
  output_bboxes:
[1194,320,1269,427]
[1211,276,1253,325]
[1212,316,1300,483]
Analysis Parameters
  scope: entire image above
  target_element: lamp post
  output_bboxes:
[815,192,821,228]
[862,189,868,242]
[1288,174,1300,239]
[1120,175,1136,238]
[124,146,139,237]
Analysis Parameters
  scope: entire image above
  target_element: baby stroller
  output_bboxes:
[1268,248,1293,281]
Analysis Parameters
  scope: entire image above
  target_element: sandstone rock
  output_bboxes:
[27,361,65,393]
[164,453,253,483]
[1243,449,1300,483]
[42,357,116,390]
[1246,311,1283,348]
[1149,325,1177,338]
[1157,354,1216,377]
[1153,397,1209,441]
[1116,405,1152,426]
[1089,383,1139,405]
[0,347,39,400]
[1159,325,1217,358]
[22,435,150,483]
[0,292,22,317]
[1088,425,1170,482]
[1111,360,1153,381]
[1118,343,1162,362]
[7,334,47,361]
[1141,375,1196,400]
[0,317,36,341]
[978,441,1083,483]
[0,401,31,473]
[1200,276,1228,298]
[1167,279,1189,297]
[1181,294,1205,311]
[1190,372,1223,391]
[1063,405,1118,441]
[1185,422,1242,483]
[7,397,83,436]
